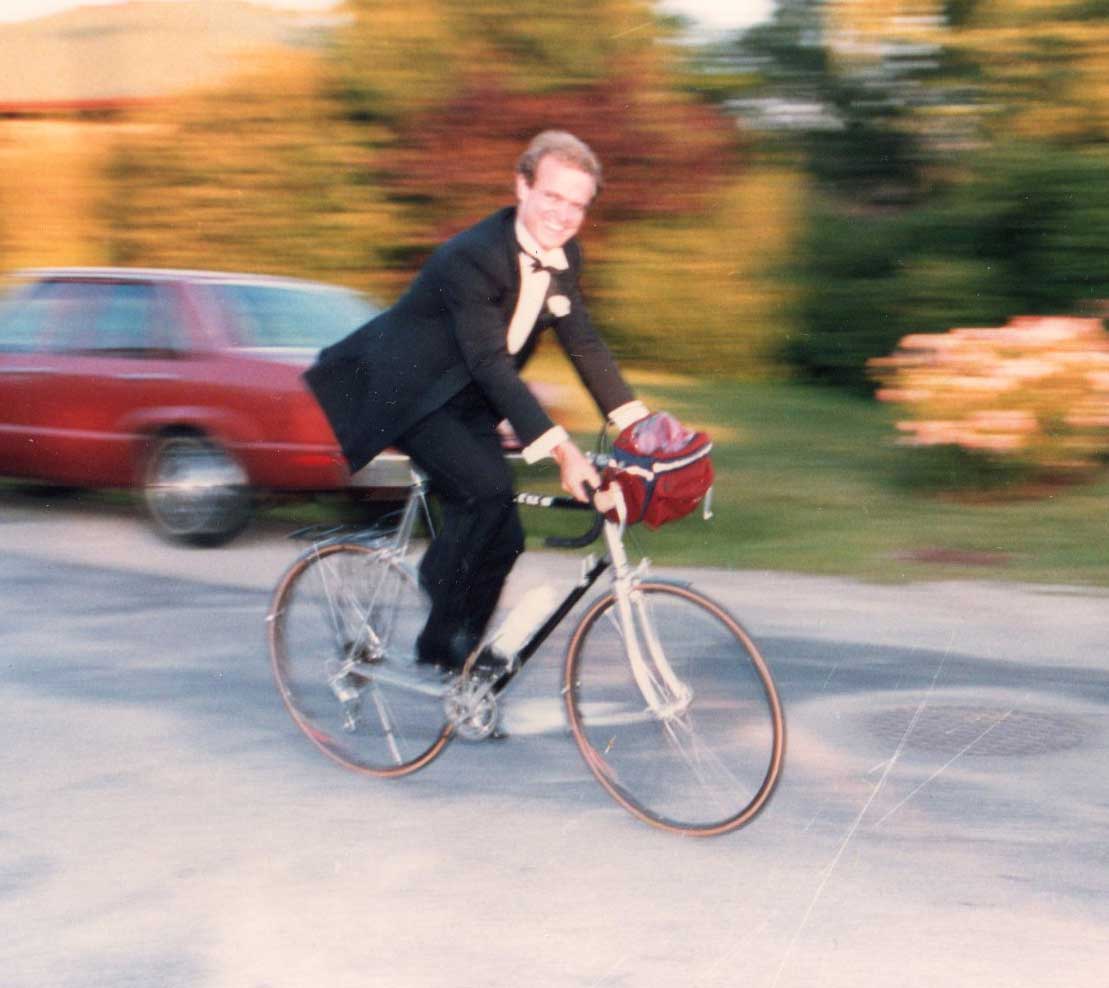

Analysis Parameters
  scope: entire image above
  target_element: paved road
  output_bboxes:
[2,491,1107,987]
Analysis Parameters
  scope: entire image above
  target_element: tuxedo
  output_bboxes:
[304,206,635,474]
[304,205,639,667]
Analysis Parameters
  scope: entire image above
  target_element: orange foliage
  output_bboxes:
[380,75,740,248]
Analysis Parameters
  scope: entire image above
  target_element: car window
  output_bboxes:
[45,281,185,356]
[211,283,379,349]
[0,280,70,352]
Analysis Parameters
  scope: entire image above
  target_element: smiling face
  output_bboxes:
[515,154,597,252]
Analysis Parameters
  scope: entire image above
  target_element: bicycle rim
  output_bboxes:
[564,583,784,836]
[267,543,451,777]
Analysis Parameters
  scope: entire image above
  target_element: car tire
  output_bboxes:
[142,434,252,547]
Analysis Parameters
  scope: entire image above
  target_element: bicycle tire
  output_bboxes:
[564,582,784,836]
[267,542,452,777]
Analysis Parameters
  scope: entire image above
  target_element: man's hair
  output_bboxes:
[515,130,603,192]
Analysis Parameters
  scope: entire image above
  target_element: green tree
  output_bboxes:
[786,141,1109,391]
[718,0,1109,390]
[944,0,1109,145]
[733,0,943,205]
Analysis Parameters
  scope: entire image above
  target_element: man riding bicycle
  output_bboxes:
[305,130,648,675]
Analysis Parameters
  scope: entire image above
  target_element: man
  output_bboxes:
[305,130,647,673]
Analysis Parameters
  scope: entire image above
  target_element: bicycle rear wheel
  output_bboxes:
[564,582,784,836]
[268,542,451,777]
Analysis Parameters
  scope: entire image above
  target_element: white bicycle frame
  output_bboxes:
[599,507,694,719]
[313,471,693,718]
[312,471,434,693]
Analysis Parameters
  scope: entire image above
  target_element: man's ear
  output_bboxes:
[514,173,531,202]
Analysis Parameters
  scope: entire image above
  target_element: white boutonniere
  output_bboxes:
[547,294,571,318]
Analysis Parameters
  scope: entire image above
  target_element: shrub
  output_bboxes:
[786,145,1109,393]
[870,315,1109,483]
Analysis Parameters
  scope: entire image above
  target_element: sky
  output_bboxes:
[0,0,776,33]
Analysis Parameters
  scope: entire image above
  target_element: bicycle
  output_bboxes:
[266,462,785,837]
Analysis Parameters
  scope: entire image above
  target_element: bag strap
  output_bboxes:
[609,440,713,478]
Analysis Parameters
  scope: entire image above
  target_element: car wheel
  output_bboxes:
[143,434,252,547]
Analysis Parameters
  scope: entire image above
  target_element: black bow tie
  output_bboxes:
[527,255,562,277]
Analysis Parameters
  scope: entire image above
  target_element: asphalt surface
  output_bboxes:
[2,490,1107,987]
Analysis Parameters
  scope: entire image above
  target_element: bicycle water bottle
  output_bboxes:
[490,585,559,659]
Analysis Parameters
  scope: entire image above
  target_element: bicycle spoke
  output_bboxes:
[310,548,370,667]
[367,682,405,766]
[659,710,757,808]
[268,543,451,777]
[565,583,783,835]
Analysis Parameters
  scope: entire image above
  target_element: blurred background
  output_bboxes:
[2,0,1109,581]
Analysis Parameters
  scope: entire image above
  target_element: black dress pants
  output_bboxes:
[394,385,525,667]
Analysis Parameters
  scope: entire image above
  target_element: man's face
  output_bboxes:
[515,154,596,252]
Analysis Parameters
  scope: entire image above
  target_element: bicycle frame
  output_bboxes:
[485,496,692,721]
[287,471,434,697]
[354,471,434,559]
[317,478,693,721]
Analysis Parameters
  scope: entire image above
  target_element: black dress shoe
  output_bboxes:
[417,628,478,671]
[414,649,461,675]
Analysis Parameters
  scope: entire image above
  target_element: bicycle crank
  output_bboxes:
[443,676,501,742]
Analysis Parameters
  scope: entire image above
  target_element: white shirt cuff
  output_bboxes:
[521,425,570,464]
[608,401,650,431]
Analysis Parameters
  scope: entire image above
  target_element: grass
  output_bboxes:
[516,362,1109,587]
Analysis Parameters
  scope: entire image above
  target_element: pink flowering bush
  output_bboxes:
[869,316,1109,483]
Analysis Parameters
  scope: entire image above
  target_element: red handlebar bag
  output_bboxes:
[604,412,714,528]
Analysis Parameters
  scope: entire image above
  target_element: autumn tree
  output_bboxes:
[333,0,666,121]
[941,0,1109,145]
[330,0,788,375]
[103,1,794,377]
[105,50,411,298]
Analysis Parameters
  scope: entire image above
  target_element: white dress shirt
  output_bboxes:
[512,219,648,463]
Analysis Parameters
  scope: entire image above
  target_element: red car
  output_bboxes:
[0,267,413,545]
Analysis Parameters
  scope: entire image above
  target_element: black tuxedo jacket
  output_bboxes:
[304,206,635,473]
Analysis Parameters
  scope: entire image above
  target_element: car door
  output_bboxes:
[37,279,193,487]
[4,278,189,486]
[0,279,76,478]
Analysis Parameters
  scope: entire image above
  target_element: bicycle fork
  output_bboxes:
[602,521,692,719]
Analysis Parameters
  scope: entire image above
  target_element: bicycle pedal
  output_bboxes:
[341,710,361,733]
[343,642,383,664]
[332,678,361,704]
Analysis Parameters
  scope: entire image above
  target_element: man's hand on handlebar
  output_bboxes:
[552,440,602,503]
[591,484,622,517]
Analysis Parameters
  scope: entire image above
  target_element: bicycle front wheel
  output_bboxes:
[268,542,451,777]
[564,582,784,836]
